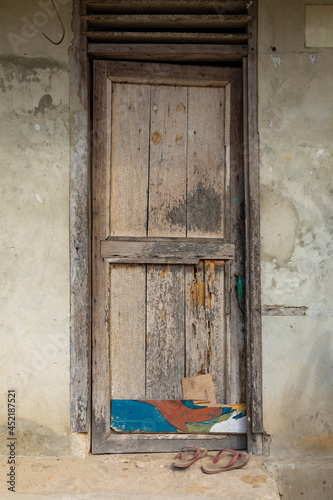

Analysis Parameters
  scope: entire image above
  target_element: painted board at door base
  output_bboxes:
[111,400,246,433]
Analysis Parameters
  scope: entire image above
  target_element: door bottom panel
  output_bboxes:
[111,399,246,433]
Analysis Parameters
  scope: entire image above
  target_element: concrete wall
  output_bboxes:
[0,0,88,457]
[259,0,333,456]
[0,0,332,459]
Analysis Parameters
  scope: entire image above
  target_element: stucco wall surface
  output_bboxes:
[0,0,88,457]
[259,0,333,457]
[1,0,332,460]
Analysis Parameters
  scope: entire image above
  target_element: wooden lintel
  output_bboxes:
[262,305,308,317]
[101,237,235,263]
[88,43,248,61]
[83,14,252,29]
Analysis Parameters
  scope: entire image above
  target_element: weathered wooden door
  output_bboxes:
[92,61,245,453]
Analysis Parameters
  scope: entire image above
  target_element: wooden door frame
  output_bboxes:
[69,0,263,454]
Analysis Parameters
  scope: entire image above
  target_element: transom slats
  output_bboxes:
[83,14,251,30]
[83,0,249,15]
[84,31,251,44]
[81,0,251,59]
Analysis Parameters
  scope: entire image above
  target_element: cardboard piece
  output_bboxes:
[182,374,217,405]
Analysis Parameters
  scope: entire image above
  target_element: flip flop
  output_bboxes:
[201,449,249,474]
[173,446,207,468]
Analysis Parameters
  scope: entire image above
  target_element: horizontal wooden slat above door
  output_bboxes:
[83,0,249,15]
[83,14,251,29]
[81,0,251,61]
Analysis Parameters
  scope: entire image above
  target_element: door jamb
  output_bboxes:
[69,0,263,453]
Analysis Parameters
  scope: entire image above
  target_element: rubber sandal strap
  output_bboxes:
[213,449,240,467]
[177,446,200,460]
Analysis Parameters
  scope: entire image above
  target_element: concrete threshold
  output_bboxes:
[0,453,280,500]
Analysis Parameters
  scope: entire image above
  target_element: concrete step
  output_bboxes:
[0,453,280,500]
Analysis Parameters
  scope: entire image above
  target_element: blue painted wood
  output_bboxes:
[111,400,247,433]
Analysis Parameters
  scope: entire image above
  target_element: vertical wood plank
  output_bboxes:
[148,85,187,237]
[110,82,150,237]
[70,0,91,433]
[204,260,226,404]
[110,264,146,398]
[185,86,227,404]
[187,87,225,239]
[146,85,187,398]
[228,69,246,405]
[92,60,111,450]
[146,264,185,399]
[246,0,263,454]
[109,82,149,400]
[185,261,207,378]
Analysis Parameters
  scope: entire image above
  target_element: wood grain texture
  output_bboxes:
[247,0,262,443]
[185,261,226,403]
[104,60,233,87]
[69,0,91,433]
[148,85,187,237]
[84,0,249,14]
[92,60,112,452]
[109,82,148,401]
[101,238,235,263]
[187,86,225,238]
[104,432,246,453]
[83,14,252,29]
[110,82,150,237]
[86,32,251,44]
[227,68,245,405]
[110,265,146,398]
[146,264,185,399]
[88,43,248,61]
[185,261,209,378]
[147,84,186,400]
[204,260,226,404]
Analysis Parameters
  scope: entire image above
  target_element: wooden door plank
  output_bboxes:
[110,265,146,399]
[84,0,249,15]
[85,32,251,44]
[83,14,252,29]
[109,82,149,401]
[105,60,233,87]
[87,43,248,62]
[146,264,185,399]
[101,238,235,263]
[111,399,246,433]
[104,433,247,453]
[110,82,150,236]
[146,85,187,399]
[185,260,208,377]
[187,86,225,238]
[228,69,245,405]
[92,61,111,448]
[185,86,227,404]
[204,260,226,404]
[148,85,187,237]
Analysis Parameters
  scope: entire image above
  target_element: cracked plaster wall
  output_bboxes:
[259,0,333,456]
[0,0,88,457]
